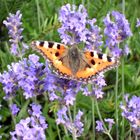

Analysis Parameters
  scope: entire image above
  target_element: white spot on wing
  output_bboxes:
[93,51,98,58]
[102,54,107,61]
[111,57,115,62]
[36,41,40,46]
[44,41,49,49]
[53,43,58,49]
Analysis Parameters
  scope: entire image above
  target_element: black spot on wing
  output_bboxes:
[57,44,61,49]
[48,42,54,48]
[98,53,103,59]
[107,56,112,62]
[55,52,59,57]
[91,59,95,65]
[39,41,44,47]
[90,52,94,57]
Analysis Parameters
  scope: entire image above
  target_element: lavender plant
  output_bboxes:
[120,95,140,135]
[0,2,134,140]
[104,11,132,57]
[10,103,48,140]
[3,10,28,57]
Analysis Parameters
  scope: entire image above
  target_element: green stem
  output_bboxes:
[67,105,77,140]
[122,0,125,14]
[95,99,113,140]
[115,67,119,140]
[91,97,95,140]
[122,0,125,139]
[63,126,69,138]
[35,0,41,31]
[8,98,20,140]
[9,98,16,126]
[55,114,62,140]
[121,57,125,140]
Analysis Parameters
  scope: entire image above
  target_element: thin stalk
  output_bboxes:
[63,126,69,138]
[55,114,62,140]
[115,67,119,140]
[121,0,125,139]
[121,57,125,140]
[122,0,125,14]
[95,99,113,140]
[9,98,16,126]
[128,126,131,140]
[73,101,76,120]
[8,98,20,140]
[67,105,77,140]
[91,97,95,140]
[35,0,41,31]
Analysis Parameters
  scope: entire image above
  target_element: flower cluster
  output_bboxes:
[10,104,20,116]
[45,71,82,105]
[56,106,84,137]
[0,54,47,99]
[58,3,102,49]
[96,118,115,132]
[3,10,28,56]
[10,103,48,140]
[104,11,132,57]
[82,73,106,98]
[120,95,140,135]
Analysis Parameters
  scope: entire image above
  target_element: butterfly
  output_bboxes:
[31,41,119,83]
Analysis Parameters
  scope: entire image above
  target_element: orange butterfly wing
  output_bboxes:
[75,50,119,80]
[31,41,72,76]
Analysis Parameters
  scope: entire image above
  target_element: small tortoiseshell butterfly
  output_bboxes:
[31,41,119,82]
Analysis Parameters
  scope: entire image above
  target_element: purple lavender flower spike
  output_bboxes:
[3,10,28,56]
[0,54,47,99]
[10,103,47,140]
[81,73,106,99]
[10,104,20,116]
[104,118,115,130]
[96,120,104,132]
[120,95,140,135]
[58,3,88,45]
[56,107,84,137]
[85,19,103,50]
[104,11,132,57]
[58,4,103,51]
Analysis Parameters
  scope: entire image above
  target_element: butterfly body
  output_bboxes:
[31,41,119,82]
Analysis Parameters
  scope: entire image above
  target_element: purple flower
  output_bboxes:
[96,118,114,133]
[29,103,42,118]
[120,95,140,135]
[104,118,115,130]
[56,106,84,137]
[10,103,47,140]
[104,11,132,57]
[85,19,103,50]
[136,18,140,27]
[123,44,130,55]
[96,120,104,132]
[58,4,102,49]
[10,104,20,116]
[0,54,47,99]
[58,4,88,45]
[46,75,82,106]
[82,73,106,99]
[3,10,28,56]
